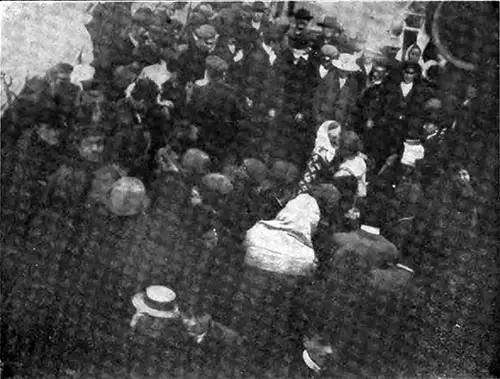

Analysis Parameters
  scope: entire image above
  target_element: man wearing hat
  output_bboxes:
[312,44,340,124]
[313,15,346,54]
[327,53,361,128]
[187,55,246,169]
[282,7,314,50]
[178,24,220,86]
[242,25,284,120]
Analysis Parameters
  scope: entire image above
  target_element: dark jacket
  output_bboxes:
[188,79,246,163]
[242,43,284,112]
[281,48,317,117]
[177,46,211,86]
[382,81,425,150]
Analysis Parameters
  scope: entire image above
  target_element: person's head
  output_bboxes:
[423,98,443,125]
[317,16,342,40]
[401,61,421,84]
[74,126,106,163]
[205,55,229,81]
[372,62,388,82]
[325,120,342,147]
[191,173,234,208]
[130,78,159,111]
[251,1,266,22]
[309,183,341,223]
[405,44,422,63]
[294,8,313,33]
[320,44,339,68]
[194,24,219,53]
[263,26,281,52]
[337,131,362,159]
[46,63,76,99]
[289,36,311,58]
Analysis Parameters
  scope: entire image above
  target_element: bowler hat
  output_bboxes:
[294,8,313,21]
[317,15,341,30]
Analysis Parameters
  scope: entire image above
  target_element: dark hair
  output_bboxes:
[401,61,422,76]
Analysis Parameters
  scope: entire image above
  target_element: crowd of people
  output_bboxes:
[1,2,497,378]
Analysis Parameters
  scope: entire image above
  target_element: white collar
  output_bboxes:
[400,81,414,88]
[319,64,329,78]
[365,63,373,73]
[360,225,380,235]
[252,20,261,30]
[372,79,382,85]
[339,77,347,88]
[426,130,438,140]
[302,350,322,373]
[228,43,236,54]
[262,42,275,57]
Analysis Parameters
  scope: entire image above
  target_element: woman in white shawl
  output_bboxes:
[230,182,341,369]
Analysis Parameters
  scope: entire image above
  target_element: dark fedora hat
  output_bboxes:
[294,8,313,21]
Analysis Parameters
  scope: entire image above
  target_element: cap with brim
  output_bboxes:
[132,285,180,319]
[317,15,341,30]
[195,24,218,40]
[294,8,313,21]
[201,173,233,195]
[197,4,217,20]
[332,53,360,72]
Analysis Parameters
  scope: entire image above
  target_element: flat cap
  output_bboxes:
[271,160,301,184]
[243,158,269,184]
[182,148,212,174]
[424,98,443,111]
[195,24,218,39]
[321,44,339,58]
[201,173,234,195]
[206,55,229,72]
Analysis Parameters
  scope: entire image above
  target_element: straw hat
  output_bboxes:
[107,177,147,216]
[331,53,361,72]
[132,285,180,319]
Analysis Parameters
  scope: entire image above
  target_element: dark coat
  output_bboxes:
[382,81,426,151]
[312,65,338,123]
[242,43,284,113]
[188,79,246,164]
[281,48,317,117]
[177,46,211,86]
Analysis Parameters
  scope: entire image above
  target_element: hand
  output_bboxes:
[366,119,374,129]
